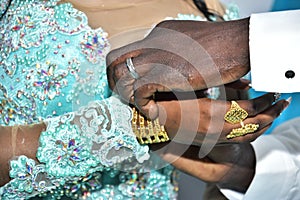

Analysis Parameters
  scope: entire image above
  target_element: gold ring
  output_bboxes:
[224,101,248,124]
[227,123,259,139]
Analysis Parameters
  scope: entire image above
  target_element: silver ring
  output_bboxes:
[274,93,281,102]
[126,58,140,79]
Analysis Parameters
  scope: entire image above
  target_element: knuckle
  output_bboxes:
[114,64,126,79]
[246,100,257,116]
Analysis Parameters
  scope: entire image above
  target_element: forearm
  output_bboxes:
[0,97,151,189]
[216,143,255,193]
[156,17,250,89]
[0,123,46,186]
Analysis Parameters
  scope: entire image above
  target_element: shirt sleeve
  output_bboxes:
[221,117,300,199]
[249,9,300,92]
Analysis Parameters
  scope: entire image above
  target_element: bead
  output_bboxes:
[0,1,209,200]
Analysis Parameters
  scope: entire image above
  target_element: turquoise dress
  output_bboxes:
[0,0,177,199]
[0,0,238,199]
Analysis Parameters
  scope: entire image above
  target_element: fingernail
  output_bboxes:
[283,96,292,110]
[286,96,292,104]
[248,83,252,88]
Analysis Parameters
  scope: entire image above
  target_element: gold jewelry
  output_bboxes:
[224,101,259,139]
[132,107,169,144]
[224,101,248,124]
[227,123,259,139]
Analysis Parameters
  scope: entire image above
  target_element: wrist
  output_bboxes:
[0,123,46,186]
[211,17,250,80]
[217,142,255,193]
[162,18,250,89]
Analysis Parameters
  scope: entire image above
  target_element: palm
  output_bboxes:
[152,142,255,192]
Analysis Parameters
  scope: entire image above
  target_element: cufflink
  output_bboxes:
[285,70,295,79]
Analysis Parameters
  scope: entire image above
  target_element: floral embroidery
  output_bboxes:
[31,62,68,101]
[9,3,55,49]
[0,0,238,199]
[0,84,37,125]
[80,29,110,64]
[37,118,98,177]
[2,156,59,199]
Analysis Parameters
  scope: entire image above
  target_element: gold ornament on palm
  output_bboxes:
[226,123,259,139]
[132,107,169,144]
[224,101,259,139]
[224,101,248,124]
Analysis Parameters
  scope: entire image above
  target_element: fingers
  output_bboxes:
[229,124,272,143]
[238,93,279,116]
[134,84,159,119]
[106,41,143,91]
[159,142,231,182]
[226,98,290,142]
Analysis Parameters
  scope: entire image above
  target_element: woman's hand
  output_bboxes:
[157,92,289,145]
[107,18,250,119]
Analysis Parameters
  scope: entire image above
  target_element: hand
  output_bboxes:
[107,18,250,119]
[158,92,289,145]
[154,141,256,193]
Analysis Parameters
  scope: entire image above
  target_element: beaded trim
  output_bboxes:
[0,0,10,19]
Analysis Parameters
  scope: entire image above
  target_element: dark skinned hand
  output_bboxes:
[107,18,250,119]
[156,86,289,145]
[152,141,256,193]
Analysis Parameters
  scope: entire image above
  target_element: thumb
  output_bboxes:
[134,83,167,119]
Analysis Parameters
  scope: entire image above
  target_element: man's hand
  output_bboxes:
[107,18,250,119]
[154,142,256,193]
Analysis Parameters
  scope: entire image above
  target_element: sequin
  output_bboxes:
[0,0,239,199]
[37,120,98,177]
[80,30,109,64]
[0,84,37,125]
[31,63,68,101]
[0,0,10,18]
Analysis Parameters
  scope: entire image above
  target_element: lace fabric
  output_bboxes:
[0,0,10,19]
[38,96,150,177]
[1,96,157,199]
[0,0,177,198]
[0,0,239,199]
[0,0,110,126]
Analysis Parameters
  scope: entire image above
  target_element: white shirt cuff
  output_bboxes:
[249,9,300,92]
[220,188,244,200]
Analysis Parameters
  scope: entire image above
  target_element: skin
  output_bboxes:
[106,17,290,192]
[0,88,289,187]
[0,124,46,186]
[107,18,250,119]
[0,0,290,195]
[158,92,289,144]
[156,141,256,193]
